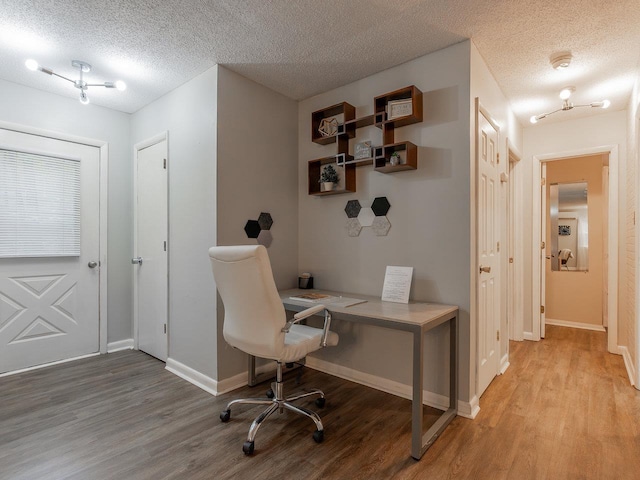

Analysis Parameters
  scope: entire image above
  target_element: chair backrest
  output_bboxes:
[209,245,287,360]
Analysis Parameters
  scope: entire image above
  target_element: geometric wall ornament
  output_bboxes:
[357,207,375,227]
[371,216,391,236]
[343,197,392,237]
[346,218,362,237]
[258,212,273,230]
[0,292,26,331]
[10,316,65,344]
[371,197,391,216]
[51,284,78,324]
[344,200,361,218]
[244,212,275,247]
[257,230,273,248]
[244,220,261,239]
[9,274,65,298]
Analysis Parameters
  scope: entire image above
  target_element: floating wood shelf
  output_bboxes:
[308,155,356,196]
[308,86,423,194]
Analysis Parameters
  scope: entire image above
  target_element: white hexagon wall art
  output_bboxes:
[357,207,375,227]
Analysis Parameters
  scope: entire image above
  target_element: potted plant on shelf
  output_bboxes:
[320,164,340,192]
[389,151,401,166]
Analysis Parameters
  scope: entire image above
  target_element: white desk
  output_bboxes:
[248,288,458,460]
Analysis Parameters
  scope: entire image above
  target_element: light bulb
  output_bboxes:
[25,59,39,71]
[79,91,90,105]
[602,99,610,109]
[530,115,538,124]
[559,88,573,100]
[115,80,126,91]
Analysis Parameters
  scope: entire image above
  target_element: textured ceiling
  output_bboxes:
[0,0,639,126]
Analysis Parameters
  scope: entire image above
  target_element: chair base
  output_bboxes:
[220,362,326,454]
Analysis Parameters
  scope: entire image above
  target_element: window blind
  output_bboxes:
[0,149,81,257]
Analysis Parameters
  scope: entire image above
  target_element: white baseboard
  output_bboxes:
[165,358,278,396]
[305,356,479,419]
[459,395,480,419]
[107,338,134,353]
[166,357,219,396]
[545,318,606,332]
[523,331,535,341]
[619,346,636,387]
[0,352,100,377]
[499,353,510,375]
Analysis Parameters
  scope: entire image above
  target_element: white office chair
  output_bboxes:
[209,245,338,455]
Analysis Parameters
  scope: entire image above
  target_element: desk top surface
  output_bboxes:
[280,288,458,328]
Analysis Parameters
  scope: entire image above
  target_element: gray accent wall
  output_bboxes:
[297,41,473,402]
[215,66,299,380]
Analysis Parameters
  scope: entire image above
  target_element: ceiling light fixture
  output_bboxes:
[550,51,572,70]
[530,87,610,124]
[25,59,126,105]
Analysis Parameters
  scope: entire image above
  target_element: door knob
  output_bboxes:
[479,265,491,274]
[131,257,143,265]
[88,261,98,268]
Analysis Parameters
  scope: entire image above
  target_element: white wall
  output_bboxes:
[131,67,219,378]
[626,75,639,386]
[0,79,132,344]
[470,42,523,379]
[215,66,299,380]
[522,111,627,341]
[298,42,473,404]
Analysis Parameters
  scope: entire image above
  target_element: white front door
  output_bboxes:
[0,129,100,374]
[476,105,501,397]
[135,138,168,361]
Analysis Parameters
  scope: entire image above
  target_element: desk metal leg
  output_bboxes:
[411,314,458,460]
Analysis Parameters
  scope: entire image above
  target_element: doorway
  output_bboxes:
[0,125,107,374]
[532,146,619,353]
[133,133,168,361]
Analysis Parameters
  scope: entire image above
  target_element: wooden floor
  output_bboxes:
[2,325,639,480]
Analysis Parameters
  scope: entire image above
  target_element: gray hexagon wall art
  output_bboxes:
[244,212,274,247]
[344,197,391,237]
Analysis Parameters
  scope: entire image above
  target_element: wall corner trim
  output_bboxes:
[458,395,480,419]
[106,339,134,353]
[166,357,220,396]
[619,346,636,387]
[523,331,535,341]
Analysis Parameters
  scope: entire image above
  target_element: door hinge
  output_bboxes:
[163,158,167,169]
[164,323,167,334]
[164,241,167,251]
[496,153,500,164]
[541,241,546,250]
[497,241,500,252]
[541,177,546,186]
[496,330,500,341]
[540,305,545,314]
[509,257,514,263]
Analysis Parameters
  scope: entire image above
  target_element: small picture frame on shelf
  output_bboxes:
[354,141,372,160]
[387,99,413,120]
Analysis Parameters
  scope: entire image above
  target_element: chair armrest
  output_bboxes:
[282,304,333,347]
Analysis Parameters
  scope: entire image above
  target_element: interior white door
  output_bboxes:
[477,107,500,397]
[135,139,168,361]
[540,163,546,338]
[0,128,100,374]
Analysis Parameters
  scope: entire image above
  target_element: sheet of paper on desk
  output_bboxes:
[381,265,413,303]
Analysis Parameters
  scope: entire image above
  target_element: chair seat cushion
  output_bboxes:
[281,325,339,363]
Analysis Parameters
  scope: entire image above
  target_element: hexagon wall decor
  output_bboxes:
[244,212,275,247]
[344,200,361,218]
[346,218,362,237]
[343,197,392,237]
[371,197,391,216]
[372,216,391,236]
[244,220,261,239]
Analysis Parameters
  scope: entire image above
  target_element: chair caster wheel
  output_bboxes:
[220,410,230,422]
[266,388,274,399]
[315,397,325,408]
[313,430,324,443]
[243,441,255,455]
